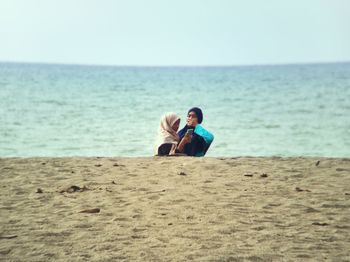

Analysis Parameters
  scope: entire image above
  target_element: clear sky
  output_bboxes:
[1,0,349,66]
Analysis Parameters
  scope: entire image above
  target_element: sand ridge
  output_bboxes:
[1,157,350,261]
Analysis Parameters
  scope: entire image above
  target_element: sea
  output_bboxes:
[0,62,349,157]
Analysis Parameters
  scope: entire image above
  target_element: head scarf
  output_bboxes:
[178,107,204,139]
[155,112,180,154]
[188,107,203,124]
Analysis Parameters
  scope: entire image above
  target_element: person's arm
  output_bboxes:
[176,133,192,153]
[169,143,177,155]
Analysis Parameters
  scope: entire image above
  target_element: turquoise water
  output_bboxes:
[1,62,349,157]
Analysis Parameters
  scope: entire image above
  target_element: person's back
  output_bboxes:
[155,112,181,156]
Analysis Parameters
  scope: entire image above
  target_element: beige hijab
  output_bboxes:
[155,112,180,154]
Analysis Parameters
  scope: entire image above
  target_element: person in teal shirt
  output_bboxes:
[177,107,214,157]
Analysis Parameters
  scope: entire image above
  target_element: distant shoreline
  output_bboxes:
[0,156,350,160]
[1,60,350,68]
[1,156,349,160]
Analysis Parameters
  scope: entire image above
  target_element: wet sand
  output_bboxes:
[1,157,350,261]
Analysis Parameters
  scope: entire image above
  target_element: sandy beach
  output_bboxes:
[0,157,349,261]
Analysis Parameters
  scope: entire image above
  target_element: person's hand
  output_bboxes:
[169,144,177,155]
[177,133,193,153]
[182,133,192,144]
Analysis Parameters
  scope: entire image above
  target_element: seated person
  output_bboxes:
[177,107,214,157]
[155,112,190,156]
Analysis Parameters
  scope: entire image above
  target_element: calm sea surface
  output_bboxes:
[0,62,349,157]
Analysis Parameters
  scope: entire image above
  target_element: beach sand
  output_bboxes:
[1,157,349,261]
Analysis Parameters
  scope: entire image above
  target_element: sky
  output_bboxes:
[0,0,349,66]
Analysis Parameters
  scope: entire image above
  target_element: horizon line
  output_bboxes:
[1,59,350,68]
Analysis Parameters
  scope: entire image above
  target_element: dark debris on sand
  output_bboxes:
[59,185,89,193]
[312,222,329,226]
[79,208,100,214]
[295,187,311,192]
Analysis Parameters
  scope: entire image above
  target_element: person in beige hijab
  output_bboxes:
[155,112,191,156]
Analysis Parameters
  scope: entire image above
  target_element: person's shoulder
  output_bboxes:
[195,125,214,143]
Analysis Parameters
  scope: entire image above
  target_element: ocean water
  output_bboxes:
[0,62,349,157]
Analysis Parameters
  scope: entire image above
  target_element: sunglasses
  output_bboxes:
[187,113,197,118]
